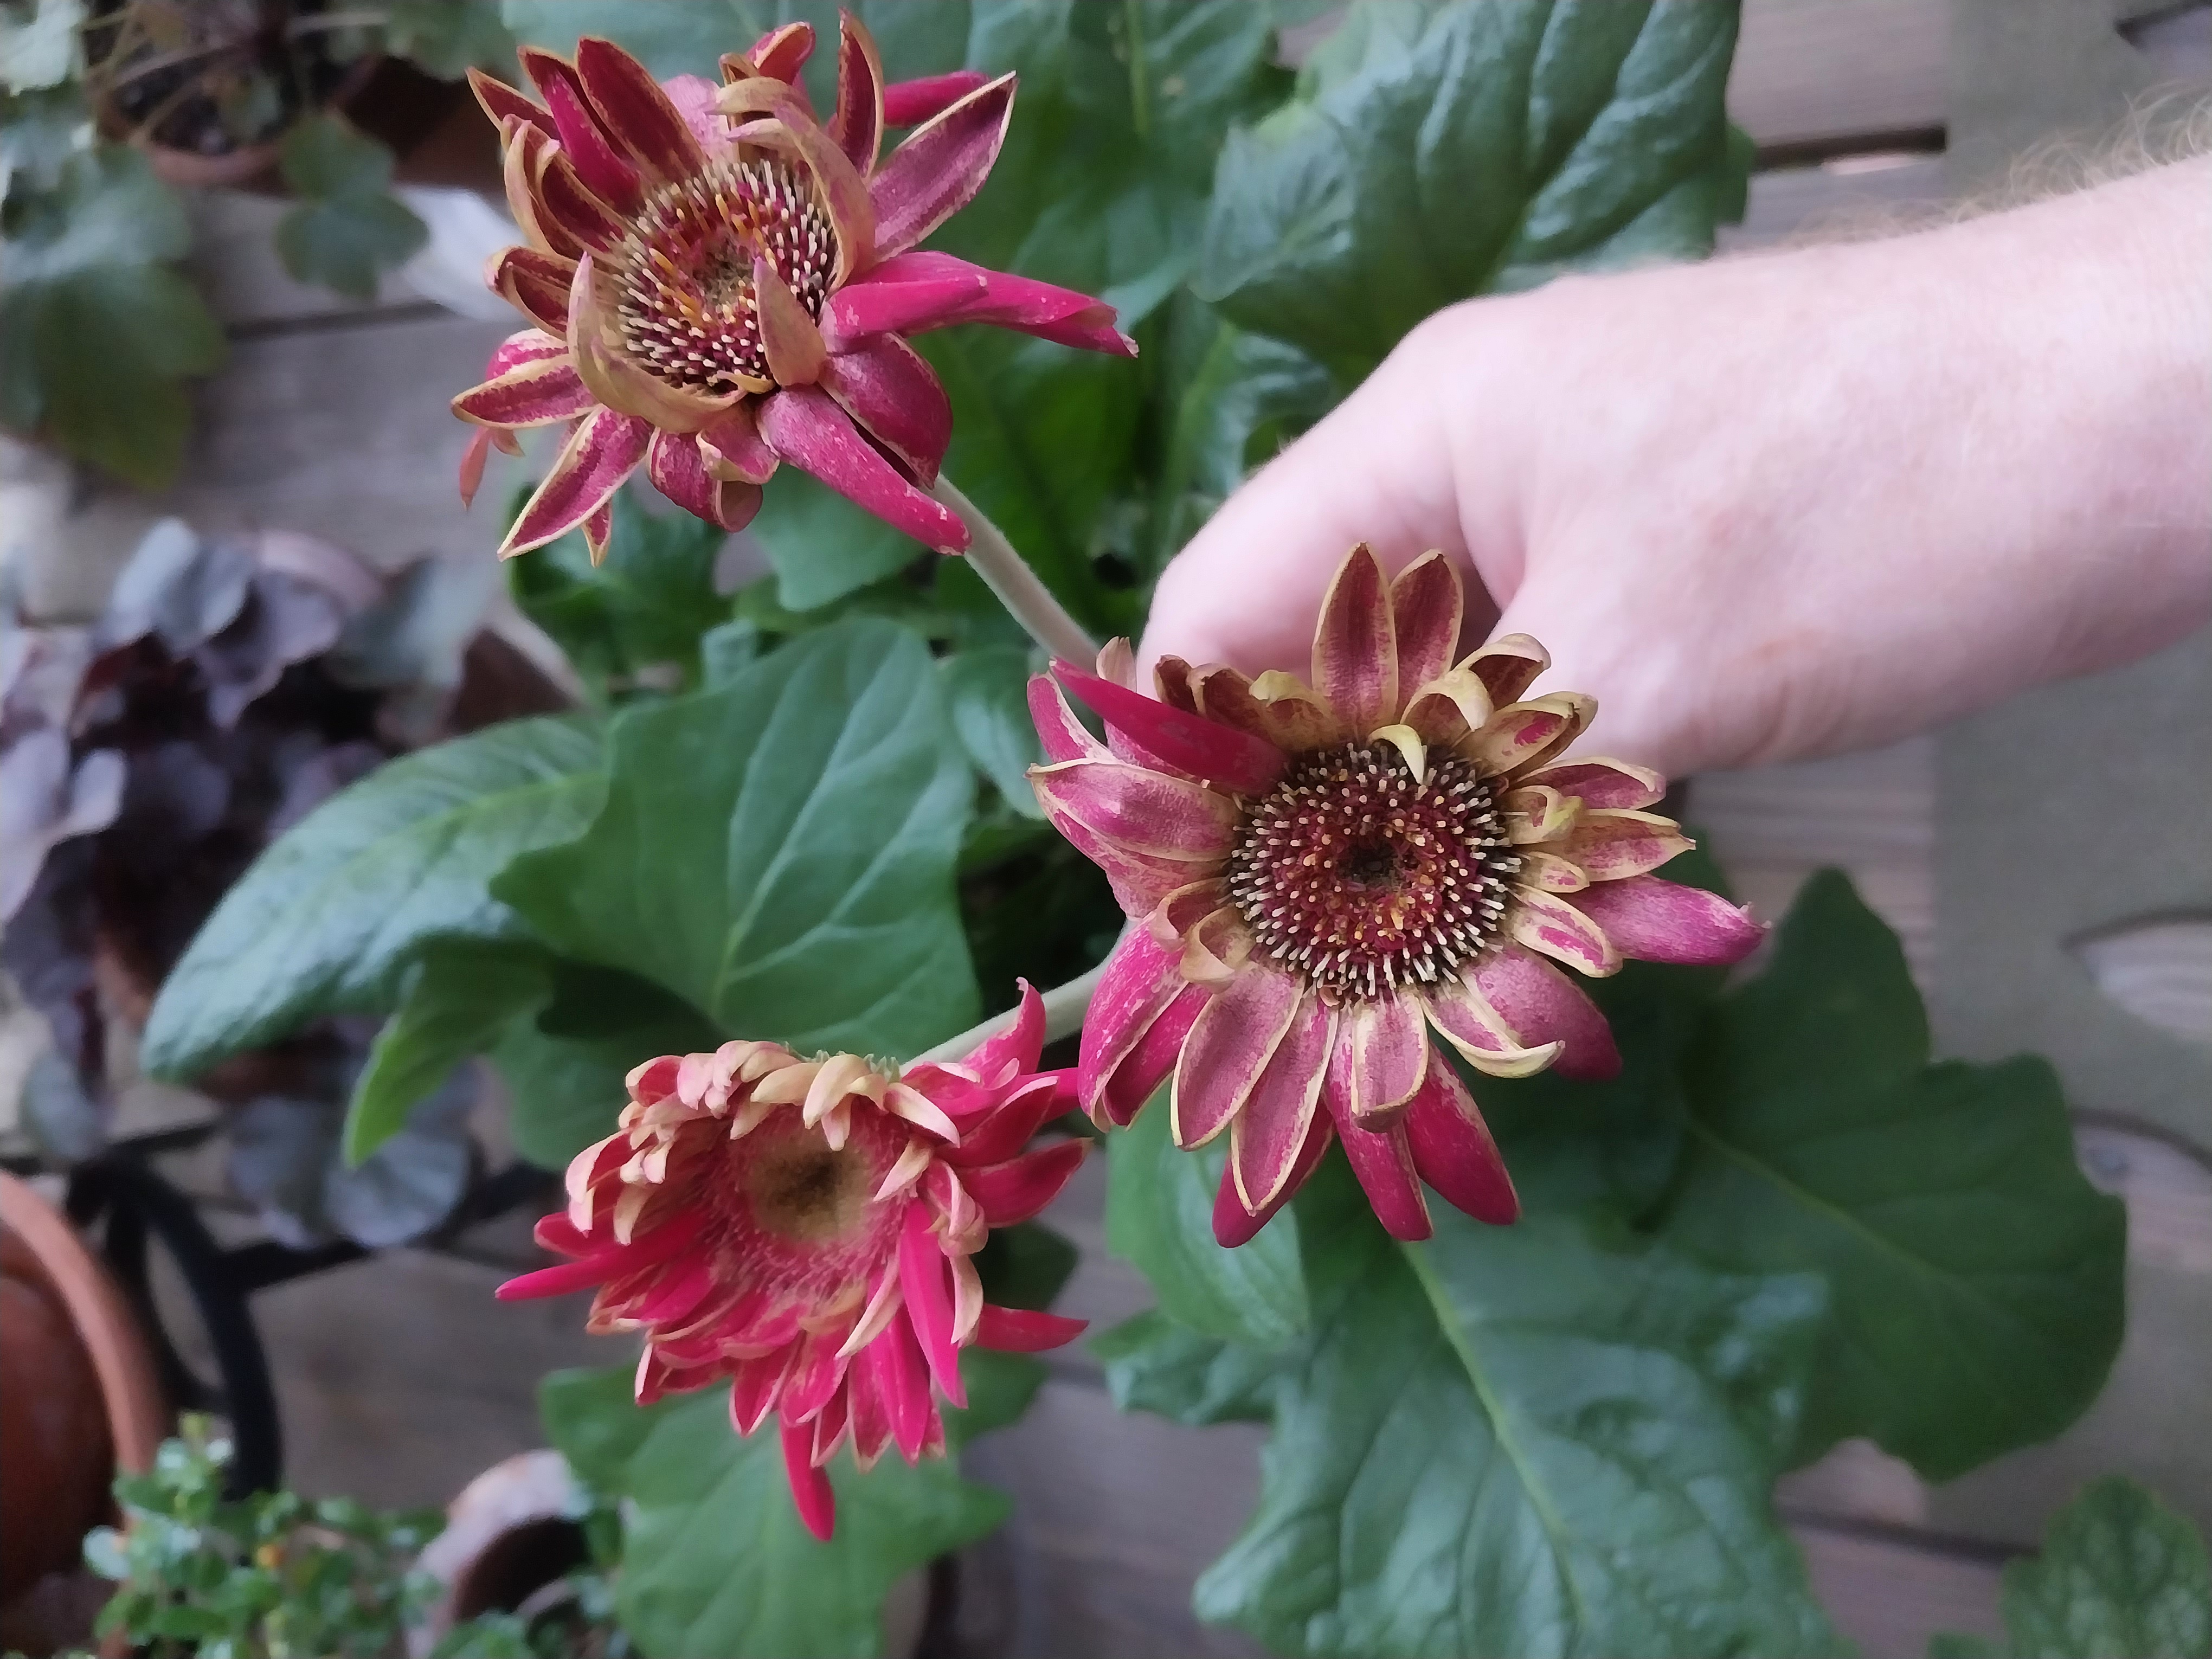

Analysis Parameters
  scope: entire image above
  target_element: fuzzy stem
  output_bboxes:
[909,956,1110,1067]
[931,475,1098,667]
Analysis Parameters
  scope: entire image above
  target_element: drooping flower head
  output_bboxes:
[453,14,1134,563]
[1028,545,1765,1246]
[498,985,1087,1540]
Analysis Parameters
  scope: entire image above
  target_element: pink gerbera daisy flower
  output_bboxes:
[1028,544,1765,1246]
[452,13,1133,562]
[498,985,1087,1540]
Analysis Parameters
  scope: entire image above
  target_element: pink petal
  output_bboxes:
[1076,928,1181,1118]
[1171,967,1302,1149]
[1028,673,1105,764]
[1421,975,1564,1075]
[942,1077,1067,1168]
[660,73,726,146]
[975,1304,1086,1352]
[1329,995,1429,1127]
[825,250,1134,356]
[458,428,494,507]
[525,54,643,213]
[1558,809,1695,882]
[958,1140,1086,1226]
[491,246,577,336]
[846,1350,893,1465]
[808,1382,851,1466]
[780,1327,851,1424]
[452,355,594,428]
[897,1203,966,1409]
[1052,663,1285,796]
[1326,1083,1432,1242]
[699,404,780,484]
[964,978,1047,1080]
[780,1419,837,1540]
[1466,696,1586,778]
[574,37,705,182]
[828,12,884,175]
[470,67,552,143]
[728,1351,793,1436]
[753,253,829,386]
[755,386,967,550]
[1194,665,1346,752]
[1566,876,1765,966]
[1227,993,1336,1213]
[1390,551,1464,695]
[493,1256,614,1300]
[1311,544,1398,735]
[883,72,989,127]
[731,23,814,85]
[1404,1053,1519,1225]
[821,335,950,482]
[869,74,1015,260]
[528,147,625,252]
[1508,888,1624,977]
[1470,944,1621,1081]
[483,327,569,376]
[1103,982,1205,1128]
[1213,1111,1333,1248]
[647,429,760,530]
[499,407,651,558]
[1465,634,1549,708]
[868,1310,933,1462]
[1044,808,1220,918]
[1523,757,1666,812]
[775,94,876,282]
[1026,757,1238,864]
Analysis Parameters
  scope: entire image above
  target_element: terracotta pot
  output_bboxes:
[0,1172,167,1644]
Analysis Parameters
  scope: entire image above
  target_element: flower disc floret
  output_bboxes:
[497,985,1087,1540]
[1027,545,1768,1248]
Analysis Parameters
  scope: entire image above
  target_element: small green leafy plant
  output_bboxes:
[72,1417,614,1659]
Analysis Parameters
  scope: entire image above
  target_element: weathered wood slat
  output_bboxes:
[1733,0,1949,157]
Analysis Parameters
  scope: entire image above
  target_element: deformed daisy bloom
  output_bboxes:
[497,986,1086,1540]
[453,14,1133,562]
[1028,545,1764,1245]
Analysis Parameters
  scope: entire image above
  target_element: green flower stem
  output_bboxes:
[909,950,1113,1068]
[932,475,1098,667]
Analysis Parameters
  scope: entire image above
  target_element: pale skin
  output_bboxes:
[1141,157,2212,782]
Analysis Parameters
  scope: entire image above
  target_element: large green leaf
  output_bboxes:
[1105,1093,1308,1349]
[143,717,606,1080]
[508,489,732,698]
[1198,0,1742,383]
[494,620,978,1060]
[1660,871,2127,1479]
[0,144,224,487]
[1930,1477,2212,1659]
[941,646,1044,815]
[748,468,920,614]
[539,1346,1039,1659]
[492,962,725,1169]
[1092,1308,1281,1427]
[343,941,552,1165]
[1147,1165,1835,1659]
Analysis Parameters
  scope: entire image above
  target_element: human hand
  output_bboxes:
[1141,159,2211,781]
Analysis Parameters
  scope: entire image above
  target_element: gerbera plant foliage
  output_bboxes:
[134,5,2134,1657]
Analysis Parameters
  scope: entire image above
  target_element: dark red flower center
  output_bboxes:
[1226,741,1522,1001]
[611,154,837,393]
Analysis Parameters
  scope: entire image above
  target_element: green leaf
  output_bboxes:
[383,0,515,78]
[344,942,552,1165]
[492,962,725,1169]
[1186,1166,1836,1659]
[1105,1091,1308,1349]
[1659,870,2127,1479]
[0,144,224,486]
[1198,0,1743,383]
[507,489,731,697]
[941,646,1044,815]
[494,620,979,1061]
[539,1348,1024,1659]
[1934,1477,2212,1659]
[1092,1309,1281,1427]
[748,465,920,613]
[274,116,428,301]
[142,716,606,1080]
